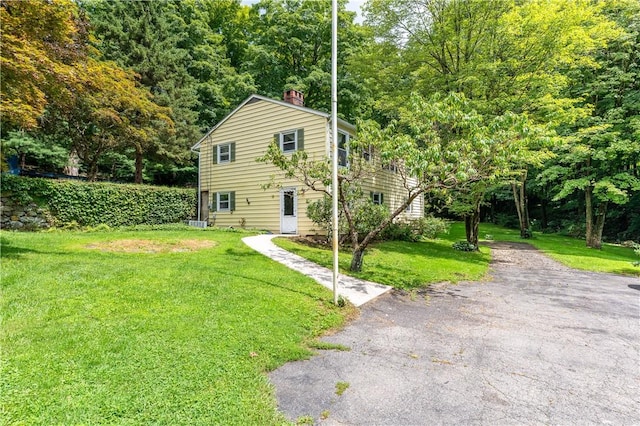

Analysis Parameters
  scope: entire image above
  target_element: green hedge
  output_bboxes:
[1,175,196,227]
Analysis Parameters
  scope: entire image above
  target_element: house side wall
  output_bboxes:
[198,97,424,235]
[199,99,329,235]
[362,167,425,221]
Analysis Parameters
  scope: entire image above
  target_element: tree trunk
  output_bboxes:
[465,211,480,248]
[346,190,424,272]
[350,246,365,272]
[585,187,607,249]
[490,194,497,224]
[86,161,99,181]
[134,147,144,184]
[512,170,530,238]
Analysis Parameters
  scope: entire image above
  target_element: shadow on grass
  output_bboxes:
[371,240,489,267]
[202,249,328,302]
[355,263,425,288]
[0,236,40,260]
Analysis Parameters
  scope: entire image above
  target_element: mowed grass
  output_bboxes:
[1,227,352,425]
[274,221,639,288]
[274,223,491,289]
[477,223,640,276]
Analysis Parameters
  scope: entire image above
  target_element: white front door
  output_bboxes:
[280,188,297,234]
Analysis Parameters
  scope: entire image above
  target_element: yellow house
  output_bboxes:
[191,91,424,235]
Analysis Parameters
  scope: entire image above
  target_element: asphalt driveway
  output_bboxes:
[269,243,640,425]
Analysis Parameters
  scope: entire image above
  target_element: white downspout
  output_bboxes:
[191,146,201,222]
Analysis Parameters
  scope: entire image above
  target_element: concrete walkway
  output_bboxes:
[242,234,392,307]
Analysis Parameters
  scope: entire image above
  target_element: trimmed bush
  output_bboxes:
[1,175,196,227]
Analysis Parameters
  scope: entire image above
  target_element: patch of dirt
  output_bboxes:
[289,236,330,249]
[85,239,217,253]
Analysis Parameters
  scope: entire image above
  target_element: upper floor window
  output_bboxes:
[218,144,230,163]
[338,132,349,167]
[383,160,398,173]
[276,129,304,153]
[361,144,373,162]
[213,142,235,164]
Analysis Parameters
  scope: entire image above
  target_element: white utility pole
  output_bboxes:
[331,0,339,305]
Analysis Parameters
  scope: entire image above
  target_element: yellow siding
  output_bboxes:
[362,167,424,222]
[199,99,329,235]
[198,97,423,235]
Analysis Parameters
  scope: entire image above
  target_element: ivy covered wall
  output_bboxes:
[0,176,196,229]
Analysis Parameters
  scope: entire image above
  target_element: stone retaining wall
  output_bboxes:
[0,196,52,230]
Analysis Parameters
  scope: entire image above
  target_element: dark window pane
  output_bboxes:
[283,191,294,215]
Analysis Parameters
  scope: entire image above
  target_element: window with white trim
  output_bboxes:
[276,129,304,153]
[218,143,231,163]
[213,142,235,164]
[281,131,297,153]
[371,192,384,205]
[383,160,398,173]
[405,198,413,213]
[217,192,230,211]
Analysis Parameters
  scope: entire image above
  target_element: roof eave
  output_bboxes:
[191,94,356,150]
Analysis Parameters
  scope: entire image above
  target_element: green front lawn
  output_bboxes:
[274,222,639,288]
[274,223,491,289]
[1,227,351,425]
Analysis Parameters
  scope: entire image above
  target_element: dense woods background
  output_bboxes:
[1,0,638,244]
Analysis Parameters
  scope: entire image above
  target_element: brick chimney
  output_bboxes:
[283,89,304,106]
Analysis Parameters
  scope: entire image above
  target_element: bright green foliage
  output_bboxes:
[361,0,621,242]
[362,0,616,120]
[539,0,640,248]
[243,0,369,121]
[1,175,195,227]
[1,131,68,172]
[1,228,348,423]
[307,194,390,240]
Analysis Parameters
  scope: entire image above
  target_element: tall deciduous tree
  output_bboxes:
[0,0,82,130]
[361,0,618,236]
[540,0,640,249]
[243,0,369,121]
[83,0,257,182]
[83,0,200,173]
[45,59,174,182]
